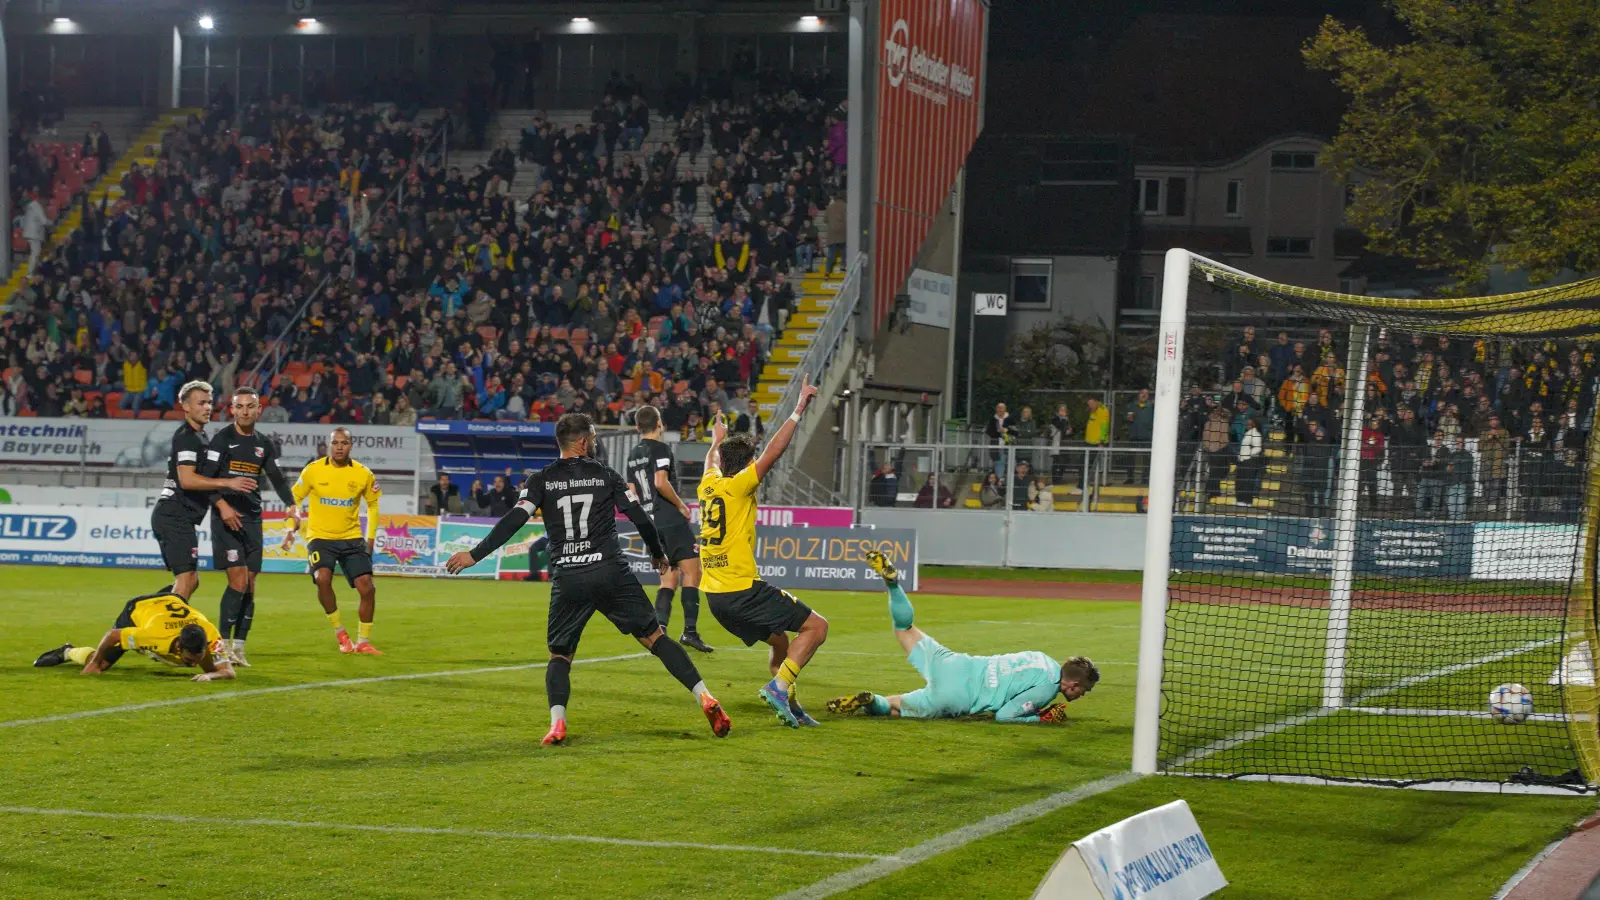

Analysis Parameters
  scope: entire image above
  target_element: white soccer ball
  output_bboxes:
[1488,683,1533,725]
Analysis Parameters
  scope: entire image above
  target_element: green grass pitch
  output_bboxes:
[0,566,1591,898]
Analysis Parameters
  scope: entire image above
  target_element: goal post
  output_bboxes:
[1132,248,1600,793]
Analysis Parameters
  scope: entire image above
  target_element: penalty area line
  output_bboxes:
[0,806,891,861]
[774,772,1140,900]
[0,652,652,730]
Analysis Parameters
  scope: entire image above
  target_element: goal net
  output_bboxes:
[1132,249,1600,794]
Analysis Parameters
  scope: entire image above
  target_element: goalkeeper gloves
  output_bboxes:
[1039,703,1070,724]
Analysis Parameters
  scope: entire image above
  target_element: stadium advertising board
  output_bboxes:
[615,522,919,591]
[1172,515,1562,581]
[0,506,915,589]
[0,418,427,473]
[872,0,986,328]
[0,483,417,514]
[1033,800,1226,900]
[0,504,217,570]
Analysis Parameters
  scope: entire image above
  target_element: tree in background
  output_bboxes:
[1307,0,1600,287]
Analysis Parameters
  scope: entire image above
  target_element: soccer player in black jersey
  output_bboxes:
[445,413,731,745]
[149,381,258,600]
[625,405,714,653]
[204,387,295,667]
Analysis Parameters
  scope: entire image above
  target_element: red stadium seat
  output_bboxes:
[138,409,160,419]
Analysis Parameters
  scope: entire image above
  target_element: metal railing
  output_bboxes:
[854,441,1153,514]
[764,253,866,506]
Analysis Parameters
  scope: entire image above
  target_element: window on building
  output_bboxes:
[1266,237,1314,257]
[1011,258,1053,308]
[1225,180,1243,217]
[1140,178,1163,214]
[1270,151,1318,170]
[1165,177,1187,217]
[1136,275,1158,309]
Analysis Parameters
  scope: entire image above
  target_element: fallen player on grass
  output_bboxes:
[827,551,1096,723]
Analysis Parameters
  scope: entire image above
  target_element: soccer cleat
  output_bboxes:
[33,644,72,668]
[680,632,715,654]
[353,642,384,656]
[228,646,251,668]
[865,549,899,585]
[827,692,876,715]
[700,692,732,737]
[542,719,567,745]
[789,699,820,727]
[336,630,356,654]
[758,679,801,728]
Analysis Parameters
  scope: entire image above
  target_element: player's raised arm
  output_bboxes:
[447,475,540,574]
[753,373,820,479]
[704,413,728,472]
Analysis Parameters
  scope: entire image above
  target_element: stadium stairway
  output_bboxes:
[0,108,197,306]
[753,270,847,416]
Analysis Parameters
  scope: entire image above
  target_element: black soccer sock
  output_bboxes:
[681,586,701,634]
[649,636,704,693]
[654,588,675,630]
[236,591,255,641]
[219,587,246,640]
[546,657,572,712]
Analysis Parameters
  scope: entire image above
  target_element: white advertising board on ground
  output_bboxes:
[0,418,428,474]
[1033,800,1226,900]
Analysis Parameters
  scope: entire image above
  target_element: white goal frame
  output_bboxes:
[1129,248,1595,794]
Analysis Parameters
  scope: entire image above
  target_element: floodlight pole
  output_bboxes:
[1132,248,1191,775]
[1322,324,1371,708]
[0,2,11,277]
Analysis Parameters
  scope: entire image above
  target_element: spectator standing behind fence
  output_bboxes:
[1358,413,1385,510]
[1236,418,1263,507]
[1014,405,1039,472]
[1445,436,1474,520]
[1049,403,1074,481]
[1417,434,1446,516]
[21,191,51,274]
[1478,414,1510,512]
[823,194,847,277]
[985,402,1013,478]
[1301,422,1334,515]
[1123,388,1154,484]
[1277,366,1309,449]
[1202,405,1231,502]
[1388,406,1426,503]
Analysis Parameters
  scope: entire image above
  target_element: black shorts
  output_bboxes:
[657,520,699,564]
[547,559,661,656]
[213,518,264,573]
[308,538,374,586]
[706,581,813,647]
[151,507,200,575]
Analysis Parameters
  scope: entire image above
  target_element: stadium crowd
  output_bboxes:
[1182,326,1594,520]
[0,67,846,445]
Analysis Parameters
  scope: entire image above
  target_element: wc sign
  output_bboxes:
[975,293,1008,316]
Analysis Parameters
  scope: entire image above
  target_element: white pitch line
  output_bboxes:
[0,806,889,861]
[773,772,1140,900]
[0,652,652,729]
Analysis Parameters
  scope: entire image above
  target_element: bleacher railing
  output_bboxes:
[764,253,865,506]
[855,441,1153,514]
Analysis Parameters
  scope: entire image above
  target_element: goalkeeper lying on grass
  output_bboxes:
[828,551,1098,723]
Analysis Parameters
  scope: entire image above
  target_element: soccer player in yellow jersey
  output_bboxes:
[33,587,236,682]
[699,373,827,728]
[285,427,384,655]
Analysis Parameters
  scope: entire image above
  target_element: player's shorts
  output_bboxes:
[213,518,264,573]
[307,538,374,586]
[547,558,660,656]
[150,506,200,575]
[898,634,977,719]
[657,520,699,564]
[705,581,814,647]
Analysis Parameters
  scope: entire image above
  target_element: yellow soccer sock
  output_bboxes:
[357,622,373,644]
[776,658,801,690]
[66,646,94,665]
[327,611,344,632]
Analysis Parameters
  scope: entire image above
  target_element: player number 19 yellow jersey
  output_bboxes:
[697,464,761,593]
